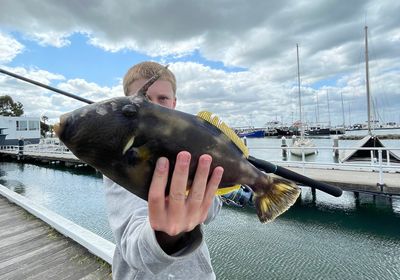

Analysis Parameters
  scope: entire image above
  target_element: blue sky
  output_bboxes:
[9,32,246,88]
[0,0,399,127]
[9,32,165,86]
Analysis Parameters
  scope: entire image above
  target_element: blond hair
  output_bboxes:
[123,61,176,96]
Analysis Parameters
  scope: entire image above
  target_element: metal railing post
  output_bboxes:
[386,150,390,166]
[378,149,384,190]
[370,150,374,165]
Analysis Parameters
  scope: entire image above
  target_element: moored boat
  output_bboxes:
[237,129,265,138]
[290,44,317,157]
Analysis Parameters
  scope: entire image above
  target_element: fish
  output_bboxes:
[54,75,300,223]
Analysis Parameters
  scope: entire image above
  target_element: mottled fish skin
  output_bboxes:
[57,95,261,200]
[55,94,300,223]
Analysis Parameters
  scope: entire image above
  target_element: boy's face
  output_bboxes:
[127,79,176,109]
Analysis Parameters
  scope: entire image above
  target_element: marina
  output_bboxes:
[0,2,400,279]
[0,157,399,279]
[0,112,399,279]
[0,130,399,278]
[1,130,399,194]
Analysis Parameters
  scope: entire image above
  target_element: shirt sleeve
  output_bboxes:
[103,176,222,275]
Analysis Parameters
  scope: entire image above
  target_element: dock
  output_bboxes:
[283,165,400,195]
[0,186,113,279]
[1,143,399,195]
[0,145,82,166]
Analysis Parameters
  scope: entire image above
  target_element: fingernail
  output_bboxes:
[179,152,191,164]
[216,167,224,177]
[201,154,212,164]
[157,157,167,171]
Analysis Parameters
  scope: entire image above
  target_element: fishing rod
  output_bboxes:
[247,156,342,197]
[0,68,343,197]
[0,68,94,104]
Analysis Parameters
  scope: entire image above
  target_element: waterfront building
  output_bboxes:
[0,116,41,145]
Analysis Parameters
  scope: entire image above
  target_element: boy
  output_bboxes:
[105,61,223,279]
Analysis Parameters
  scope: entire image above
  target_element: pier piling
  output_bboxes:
[333,136,339,158]
[281,136,288,158]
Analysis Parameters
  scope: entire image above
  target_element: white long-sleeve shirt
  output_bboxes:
[104,176,222,279]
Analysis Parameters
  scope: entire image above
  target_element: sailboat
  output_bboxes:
[341,26,400,163]
[290,44,317,157]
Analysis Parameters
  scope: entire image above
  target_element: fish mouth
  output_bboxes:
[53,122,61,137]
[122,136,135,155]
[53,113,68,138]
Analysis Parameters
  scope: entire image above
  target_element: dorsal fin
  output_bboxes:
[197,111,249,158]
[136,64,170,97]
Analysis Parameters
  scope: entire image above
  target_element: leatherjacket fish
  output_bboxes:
[54,76,300,223]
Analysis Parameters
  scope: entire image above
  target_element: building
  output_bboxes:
[0,116,41,146]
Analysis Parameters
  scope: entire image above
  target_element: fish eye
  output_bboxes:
[122,104,137,117]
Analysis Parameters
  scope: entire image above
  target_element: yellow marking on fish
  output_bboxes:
[215,185,241,196]
[275,183,288,193]
[184,185,241,196]
[260,196,270,213]
[137,146,152,161]
[197,111,249,158]
[253,178,300,223]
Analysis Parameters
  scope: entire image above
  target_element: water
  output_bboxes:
[247,129,400,163]
[0,162,113,241]
[208,190,400,279]
[1,135,400,279]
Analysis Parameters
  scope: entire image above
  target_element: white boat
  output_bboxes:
[290,136,317,157]
[290,44,317,157]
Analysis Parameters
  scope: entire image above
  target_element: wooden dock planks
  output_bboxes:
[0,197,112,280]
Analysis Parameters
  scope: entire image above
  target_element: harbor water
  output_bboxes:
[1,134,400,279]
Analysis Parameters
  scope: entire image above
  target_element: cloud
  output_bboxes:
[28,31,72,48]
[0,0,399,127]
[0,32,24,63]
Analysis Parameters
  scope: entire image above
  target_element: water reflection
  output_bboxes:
[3,180,27,195]
[0,160,113,241]
[282,188,400,240]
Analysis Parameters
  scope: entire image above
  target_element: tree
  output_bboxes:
[0,95,24,116]
[40,115,50,137]
[41,115,48,124]
[40,121,49,137]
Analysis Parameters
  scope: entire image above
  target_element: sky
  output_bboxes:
[0,0,399,128]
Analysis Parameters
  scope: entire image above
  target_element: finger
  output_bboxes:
[148,157,169,230]
[202,166,224,212]
[168,151,191,203]
[167,152,191,226]
[165,152,191,233]
[187,154,212,204]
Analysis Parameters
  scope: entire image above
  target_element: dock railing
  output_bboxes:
[250,145,400,187]
[0,143,72,155]
[1,143,399,187]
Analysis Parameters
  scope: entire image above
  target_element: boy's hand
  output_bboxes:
[148,151,223,253]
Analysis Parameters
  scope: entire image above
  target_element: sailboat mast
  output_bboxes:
[296,43,304,137]
[316,92,320,124]
[340,91,345,127]
[326,89,331,127]
[365,25,372,135]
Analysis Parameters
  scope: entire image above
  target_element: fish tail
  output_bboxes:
[252,175,300,223]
